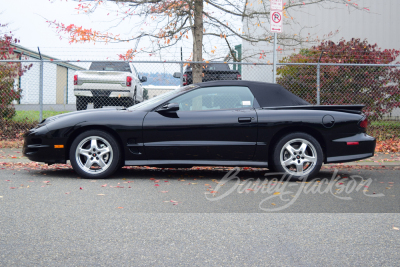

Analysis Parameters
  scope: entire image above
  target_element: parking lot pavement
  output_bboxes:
[0,165,399,266]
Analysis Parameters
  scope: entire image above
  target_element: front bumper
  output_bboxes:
[23,126,67,164]
[325,133,376,163]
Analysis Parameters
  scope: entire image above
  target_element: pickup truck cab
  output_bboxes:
[74,62,147,110]
[174,63,241,85]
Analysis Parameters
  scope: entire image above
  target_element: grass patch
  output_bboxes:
[370,120,400,127]
[12,110,70,123]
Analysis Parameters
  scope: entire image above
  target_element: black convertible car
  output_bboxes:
[23,81,376,179]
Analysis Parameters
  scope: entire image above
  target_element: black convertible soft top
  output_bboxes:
[198,80,310,107]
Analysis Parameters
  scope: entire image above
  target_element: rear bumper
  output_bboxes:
[74,89,132,98]
[325,133,376,163]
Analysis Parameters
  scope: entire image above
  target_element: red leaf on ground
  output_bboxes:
[79,187,83,190]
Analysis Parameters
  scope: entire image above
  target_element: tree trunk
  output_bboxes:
[192,0,203,84]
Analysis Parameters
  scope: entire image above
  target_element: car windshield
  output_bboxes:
[128,85,198,111]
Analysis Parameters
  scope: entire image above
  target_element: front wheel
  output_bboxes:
[69,130,121,179]
[271,132,323,179]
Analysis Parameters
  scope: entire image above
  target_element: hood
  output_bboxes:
[38,107,127,126]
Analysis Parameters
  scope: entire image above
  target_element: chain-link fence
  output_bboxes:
[1,59,399,141]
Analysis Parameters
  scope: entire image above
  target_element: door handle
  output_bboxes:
[238,117,252,123]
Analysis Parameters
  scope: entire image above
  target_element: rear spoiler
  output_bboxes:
[261,105,365,114]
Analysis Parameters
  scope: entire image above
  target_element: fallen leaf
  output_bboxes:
[80,187,83,190]
[10,187,16,189]
[161,191,168,193]
[117,207,123,209]
[271,203,276,206]
[273,192,280,195]
[393,226,399,230]
[97,194,105,196]
[154,184,159,186]
[101,184,107,187]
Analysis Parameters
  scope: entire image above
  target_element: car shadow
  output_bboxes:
[28,165,352,182]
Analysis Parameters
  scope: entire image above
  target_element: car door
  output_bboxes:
[142,86,258,161]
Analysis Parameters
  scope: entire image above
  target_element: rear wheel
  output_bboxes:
[76,96,89,111]
[271,132,323,179]
[69,130,121,179]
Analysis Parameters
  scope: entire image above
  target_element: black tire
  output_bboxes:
[69,130,121,179]
[76,96,88,111]
[271,132,323,179]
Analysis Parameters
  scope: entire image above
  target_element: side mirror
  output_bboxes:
[158,103,179,112]
[140,76,147,83]
[173,72,181,78]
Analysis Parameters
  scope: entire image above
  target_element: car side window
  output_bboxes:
[170,86,254,111]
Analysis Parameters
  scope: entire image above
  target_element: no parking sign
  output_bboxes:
[270,11,283,33]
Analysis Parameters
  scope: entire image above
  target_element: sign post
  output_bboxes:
[270,0,283,83]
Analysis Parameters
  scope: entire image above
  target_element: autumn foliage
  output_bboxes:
[277,39,400,120]
[0,27,31,120]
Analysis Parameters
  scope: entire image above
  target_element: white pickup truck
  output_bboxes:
[74,62,147,110]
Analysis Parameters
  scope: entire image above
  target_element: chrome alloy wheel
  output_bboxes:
[279,138,317,176]
[75,136,113,174]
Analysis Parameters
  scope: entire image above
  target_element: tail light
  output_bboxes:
[126,76,132,87]
[183,74,188,86]
[74,75,78,85]
[359,117,368,129]
[236,74,242,80]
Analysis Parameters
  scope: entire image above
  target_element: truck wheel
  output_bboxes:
[271,132,323,179]
[76,96,88,111]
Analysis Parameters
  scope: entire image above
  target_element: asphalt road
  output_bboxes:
[1,166,399,266]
